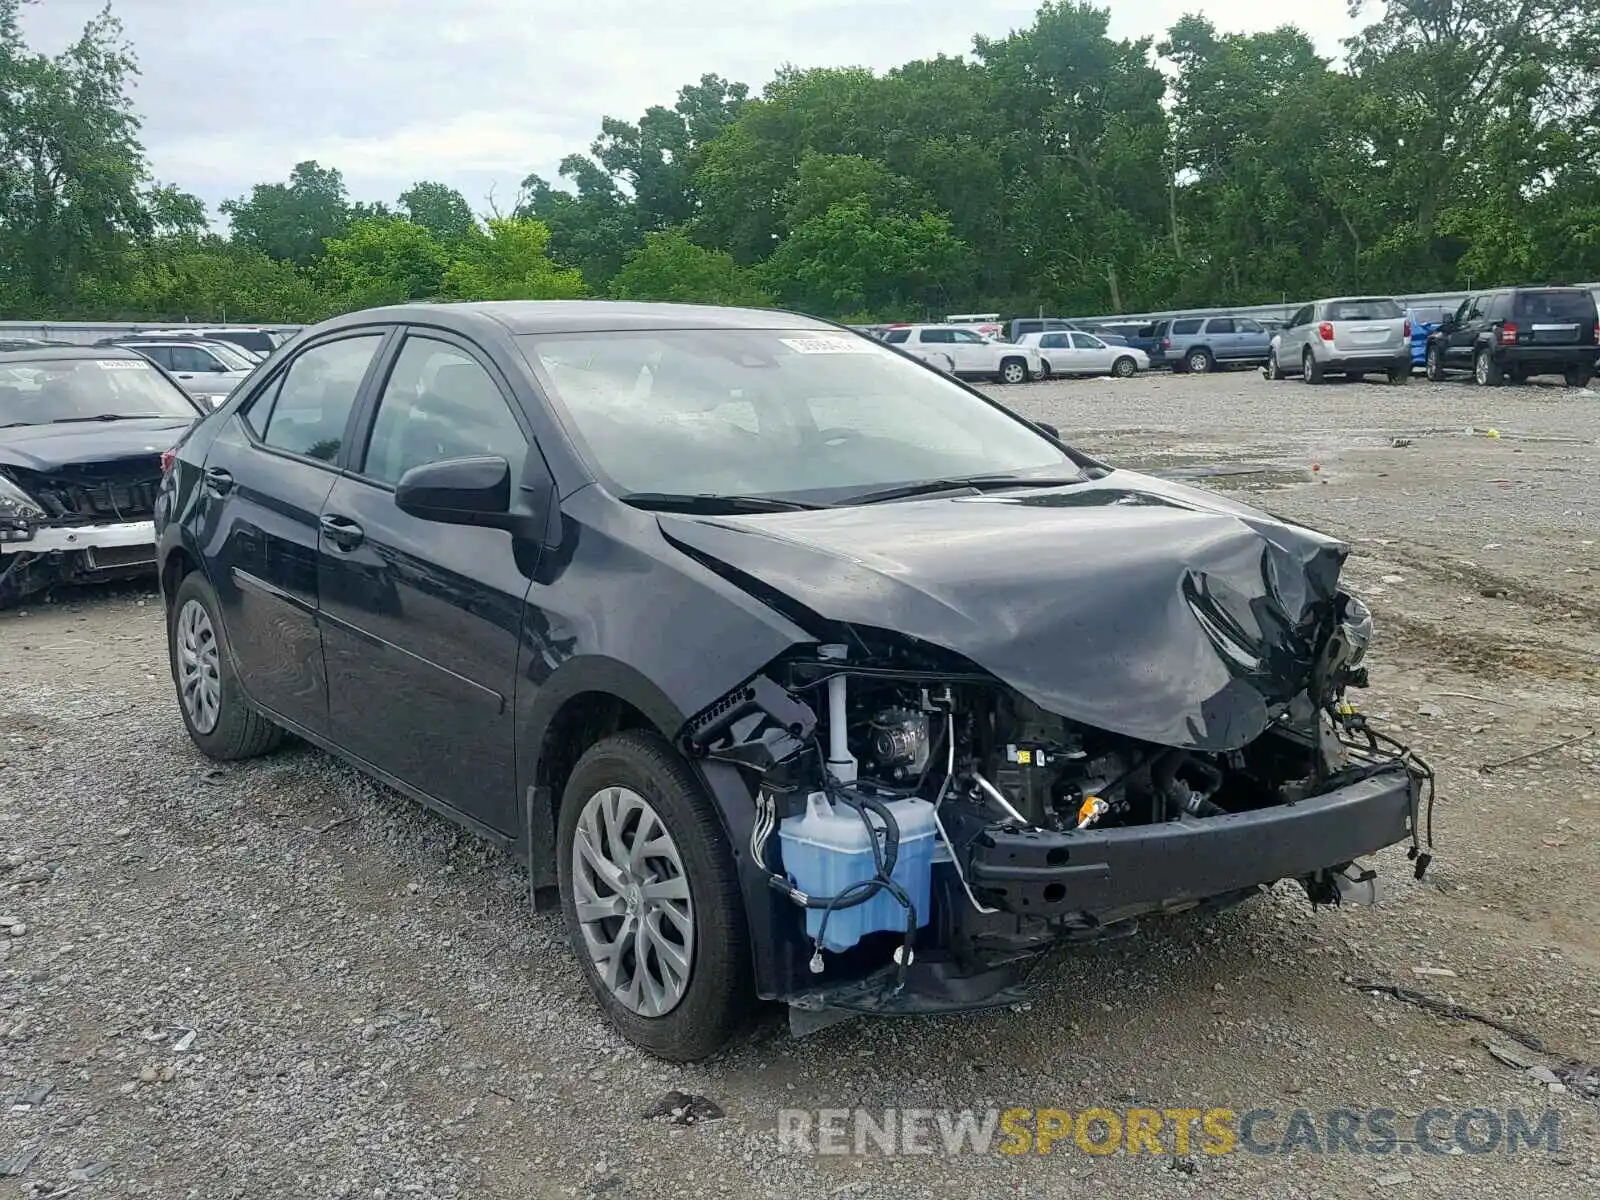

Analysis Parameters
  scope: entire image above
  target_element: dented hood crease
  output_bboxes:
[656,471,1350,751]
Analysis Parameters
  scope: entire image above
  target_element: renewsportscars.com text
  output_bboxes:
[777,1106,1562,1157]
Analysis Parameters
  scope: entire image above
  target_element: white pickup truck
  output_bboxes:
[880,324,1042,384]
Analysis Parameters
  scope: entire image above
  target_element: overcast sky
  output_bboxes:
[22,1,1361,222]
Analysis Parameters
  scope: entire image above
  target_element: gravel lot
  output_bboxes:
[2,369,1597,1199]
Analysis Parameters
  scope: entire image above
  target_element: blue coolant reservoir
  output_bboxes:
[778,792,937,953]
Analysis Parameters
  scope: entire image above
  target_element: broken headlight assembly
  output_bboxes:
[0,475,44,543]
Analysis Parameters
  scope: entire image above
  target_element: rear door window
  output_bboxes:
[257,334,386,464]
[1205,318,1235,334]
[1172,319,1202,335]
[918,329,953,344]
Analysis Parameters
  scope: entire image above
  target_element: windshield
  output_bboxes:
[1326,298,1402,321]
[0,358,198,427]
[199,341,259,370]
[518,328,1078,503]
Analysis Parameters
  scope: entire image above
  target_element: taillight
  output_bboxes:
[1403,319,1411,340]
[1317,322,1334,341]
[1499,322,1517,345]
[1161,338,1171,349]
[160,448,177,474]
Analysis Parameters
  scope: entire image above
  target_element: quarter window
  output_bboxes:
[256,334,384,464]
[362,337,527,486]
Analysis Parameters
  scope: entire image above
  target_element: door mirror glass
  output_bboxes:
[395,455,512,525]
[1035,421,1059,439]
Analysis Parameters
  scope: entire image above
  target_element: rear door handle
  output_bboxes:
[202,467,233,496]
[319,514,364,551]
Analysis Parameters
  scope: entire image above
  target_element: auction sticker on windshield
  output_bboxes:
[97,359,150,369]
[780,336,876,355]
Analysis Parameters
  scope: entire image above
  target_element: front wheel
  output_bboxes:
[1111,356,1137,378]
[1264,350,1284,381]
[1425,344,1446,381]
[998,358,1028,384]
[557,730,754,1062]
[1388,366,1410,386]
[167,571,284,760]
[1186,349,1213,374]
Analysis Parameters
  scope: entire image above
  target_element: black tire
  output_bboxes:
[1388,366,1410,386]
[998,357,1028,385]
[1507,364,1529,385]
[1111,355,1137,378]
[556,730,754,1062]
[1037,358,1052,380]
[1562,365,1592,389]
[167,570,284,760]
[1301,349,1324,385]
[1264,350,1284,381]
[1346,371,1365,384]
[1474,345,1502,386]
[1185,348,1213,374]
[1425,343,1446,382]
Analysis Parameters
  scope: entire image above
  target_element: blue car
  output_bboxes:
[1405,305,1449,367]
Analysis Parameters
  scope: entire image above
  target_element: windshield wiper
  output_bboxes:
[842,474,1084,506]
[621,491,823,514]
[46,414,168,424]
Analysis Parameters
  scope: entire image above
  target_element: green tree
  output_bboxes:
[441,217,588,300]
[398,180,477,244]
[0,0,148,313]
[319,217,450,309]
[609,228,771,305]
[220,160,351,267]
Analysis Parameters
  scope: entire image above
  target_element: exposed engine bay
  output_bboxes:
[683,590,1435,1020]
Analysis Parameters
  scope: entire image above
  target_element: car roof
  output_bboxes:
[1317,296,1400,304]
[0,345,149,363]
[317,300,837,338]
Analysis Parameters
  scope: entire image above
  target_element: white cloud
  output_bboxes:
[20,0,1365,211]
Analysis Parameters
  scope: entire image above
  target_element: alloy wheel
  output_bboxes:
[176,599,222,734]
[1002,361,1027,384]
[571,786,695,1017]
[1475,350,1489,386]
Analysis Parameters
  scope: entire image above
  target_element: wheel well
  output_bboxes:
[536,691,654,820]
[161,547,196,610]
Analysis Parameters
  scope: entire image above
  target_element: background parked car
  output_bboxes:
[1017,330,1148,378]
[0,346,204,606]
[881,324,1041,382]
[140,326,285,359]
[1152,315,1272,373]
[1266,297,1413,385]
[102,337,258,408]
[1005,317,1128,346]
[1404,305,1448,368]
[1424,287,1598,387]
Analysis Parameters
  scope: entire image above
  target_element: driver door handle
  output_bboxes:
[202,467,234,496]
[319,514,364,551]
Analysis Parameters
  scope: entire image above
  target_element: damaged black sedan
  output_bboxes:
[154,302,1434,1061]
[2,347,205,607]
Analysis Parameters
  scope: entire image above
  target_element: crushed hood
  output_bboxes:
[0,417,193,475]
[656,471,1350,752]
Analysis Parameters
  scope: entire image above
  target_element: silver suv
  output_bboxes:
[1267,298,1412,385]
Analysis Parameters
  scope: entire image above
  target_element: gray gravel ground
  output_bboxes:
[1,368,1598,1199]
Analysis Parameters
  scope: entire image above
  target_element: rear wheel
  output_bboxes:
[557,730,753,1061]
[168,571,284,761]
[1563,364,1594,389]
[1507,364,1530,385]
[1111,355,1137,378]
[1388,366,1410,386]
[1186,348,1213,374]
[999,358,1028,384]
[1425,343,1446,381]
[1037,358,1052,379]
[1474,346,1502,386]
[1301,349,1324,385]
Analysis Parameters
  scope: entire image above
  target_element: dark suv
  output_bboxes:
[1424,287,1598,387]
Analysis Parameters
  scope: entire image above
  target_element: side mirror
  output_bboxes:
[1036,421,1059,439]
[396,455,513,527]
[1439,315,1457,331]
